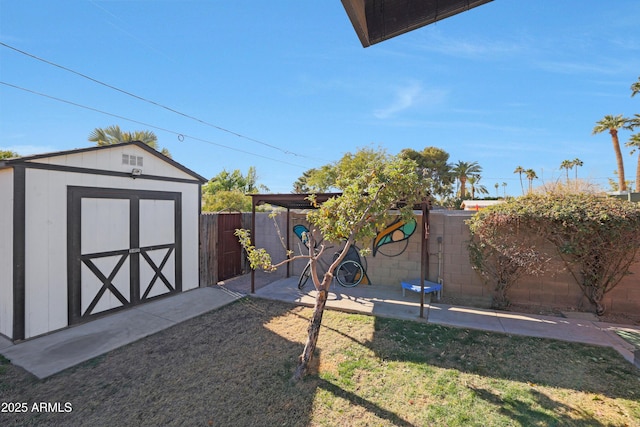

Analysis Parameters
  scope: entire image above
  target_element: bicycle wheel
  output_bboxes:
[336,260,364,288]
[297,263,311,289]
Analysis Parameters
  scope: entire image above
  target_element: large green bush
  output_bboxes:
[467,203,548,309]
[468,193,640,314]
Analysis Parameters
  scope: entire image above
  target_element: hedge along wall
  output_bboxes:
[255,211,640,316]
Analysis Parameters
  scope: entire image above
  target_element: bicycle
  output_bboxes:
[297,245,366,290]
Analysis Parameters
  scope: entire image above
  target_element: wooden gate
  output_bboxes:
[217,213,243,281]
[199,213,244,285]
[67,187,182,325]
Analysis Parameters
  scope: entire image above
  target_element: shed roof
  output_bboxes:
[0,141,207,183]
[341,0,493,47]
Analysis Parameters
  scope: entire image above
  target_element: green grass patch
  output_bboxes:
[0,299,638,426]
[0,354,9,376]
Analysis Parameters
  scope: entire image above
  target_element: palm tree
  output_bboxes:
[571,158,583,181]
[631,76,640,97]
[593,114,630,192]
[559,160,572,183]
[88,125,171,157]
[502,182,507,198]
[467,175,488,199]
[453,160,482,199]
[513,166,525,195]
[89,125,157,146]
[494,182,499,197]
[626,133,640,192]
[525,169,538,193]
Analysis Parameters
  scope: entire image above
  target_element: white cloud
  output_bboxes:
[373,81,446,119]
[413,30,524,59]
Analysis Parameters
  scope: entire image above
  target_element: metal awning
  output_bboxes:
[341,0,493,47]
[249,193,433,317]
[252,193,341,210]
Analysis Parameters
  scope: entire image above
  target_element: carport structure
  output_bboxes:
[249,193,434,317]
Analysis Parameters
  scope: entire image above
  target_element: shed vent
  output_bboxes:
[122,154,143,166]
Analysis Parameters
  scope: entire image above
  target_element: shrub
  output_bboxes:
[469,194,640,314]
[468,209,548,309]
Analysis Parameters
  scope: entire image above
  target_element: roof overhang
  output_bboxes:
[250,192,431,211]
[341,0,493,47]
[251,193,341,210]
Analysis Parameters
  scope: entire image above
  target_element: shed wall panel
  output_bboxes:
[24,169,68,337]
[46,171,70,335]
[21,167,200,339]
[0,169,14,338]
[30,145,196,181]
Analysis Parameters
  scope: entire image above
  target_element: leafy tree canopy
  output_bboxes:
[202,166,265,195]
[398,147,454,200]
[202,190,252,212]
[292,169,315,193]
[307,148,427,244]
[238,147,428,380]
[0,150,20,160]
[202,166,268,212]
[296,146,452,200]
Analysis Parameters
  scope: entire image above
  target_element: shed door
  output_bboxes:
[68,187,182,325]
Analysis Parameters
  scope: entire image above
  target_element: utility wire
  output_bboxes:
[0,41,320,161]
[0,81,305,169]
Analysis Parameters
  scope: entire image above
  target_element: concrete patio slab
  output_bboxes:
[252,275,640,367]
[427,304,506,332]
[0,335,13,352]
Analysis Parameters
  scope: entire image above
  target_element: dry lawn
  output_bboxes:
[1,298,639,426]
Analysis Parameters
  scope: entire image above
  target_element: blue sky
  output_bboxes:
[1,0,639,195]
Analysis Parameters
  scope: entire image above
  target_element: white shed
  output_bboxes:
[0,141,206,342]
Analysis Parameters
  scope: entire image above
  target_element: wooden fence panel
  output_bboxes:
[199,213,218,286]
[200,213,249,286]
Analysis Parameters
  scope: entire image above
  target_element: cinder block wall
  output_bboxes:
[249,212,288,267]
[254,211,640,316]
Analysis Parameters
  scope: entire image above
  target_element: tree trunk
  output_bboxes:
[293,282,329,381]
[293,241,353,381]
[610,130,627,191]
[519,174,524,195]
[636,153,640,192]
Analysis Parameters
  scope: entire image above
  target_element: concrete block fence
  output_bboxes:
[250,210,640,316]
